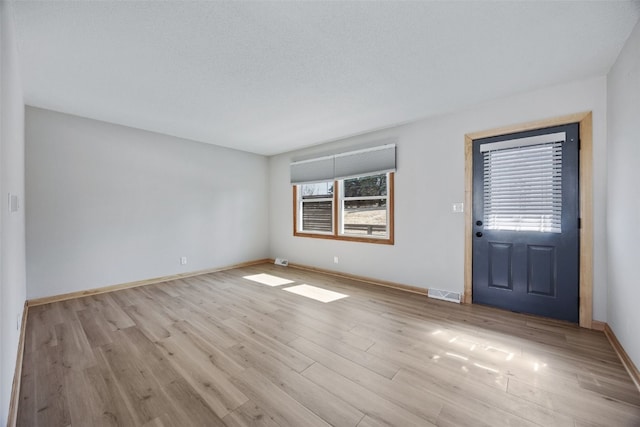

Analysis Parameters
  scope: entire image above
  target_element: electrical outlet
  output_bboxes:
[334,256,339,264]
[8,193,18,213]
[180,256,187,265]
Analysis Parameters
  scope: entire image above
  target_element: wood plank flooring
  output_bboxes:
[17,263,640,426]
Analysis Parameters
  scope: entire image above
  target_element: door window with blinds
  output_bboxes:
[480,132,565,233]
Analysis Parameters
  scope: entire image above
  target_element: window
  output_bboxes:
[340,173,388,237]
[294,172,394,244]
[298,181,334,234]
[290,144,395,244]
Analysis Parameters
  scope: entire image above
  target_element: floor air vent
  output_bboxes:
[427,288,461,304]
[274,258,289,267]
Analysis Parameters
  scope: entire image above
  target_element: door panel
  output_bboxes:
[472,123,579,322]
[488,242,512,290]
[527,245,555,297]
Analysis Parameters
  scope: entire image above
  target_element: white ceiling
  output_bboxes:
[11,1,640,156]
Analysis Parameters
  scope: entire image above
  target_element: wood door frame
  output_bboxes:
[464,112,594,329]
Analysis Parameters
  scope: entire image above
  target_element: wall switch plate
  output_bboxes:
[452,202,464,213]
[180,256,187,265]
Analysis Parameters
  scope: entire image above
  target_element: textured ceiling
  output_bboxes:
[11,1,640,155]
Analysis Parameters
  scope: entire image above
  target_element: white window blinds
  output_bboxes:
[481,134,564,233]
[291,144,395,184]
[290,156,334,185]
[334,145,396,180]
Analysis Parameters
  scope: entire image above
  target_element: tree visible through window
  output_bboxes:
[341,174,388,237]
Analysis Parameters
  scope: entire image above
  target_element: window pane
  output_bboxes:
[301,200,333,232]
[343,174,386,197]
[343,199,387,236]
[300,182,333,199]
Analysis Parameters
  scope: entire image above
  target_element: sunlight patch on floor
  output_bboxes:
[282,284,349,303]
[243,273,294,287]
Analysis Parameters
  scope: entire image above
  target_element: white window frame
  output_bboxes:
[297,182,334,235]
[338,174,390,239]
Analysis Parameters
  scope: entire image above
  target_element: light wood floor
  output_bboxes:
[17,263,640,426]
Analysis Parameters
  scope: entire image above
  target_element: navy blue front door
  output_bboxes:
[472,123,580,322]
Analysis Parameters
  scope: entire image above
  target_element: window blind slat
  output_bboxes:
[482,141,563,233]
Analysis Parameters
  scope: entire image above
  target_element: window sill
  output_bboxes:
[293,231,394,245]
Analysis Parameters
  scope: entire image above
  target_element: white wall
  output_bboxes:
[0,1,27,424]
[607,20,640,369]
[26,107,269,299]
[270,76,608,321]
